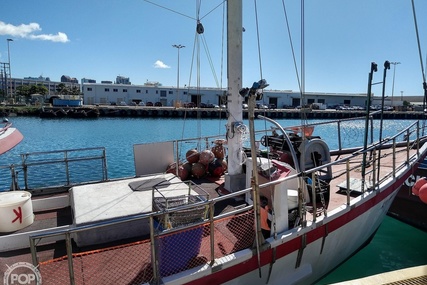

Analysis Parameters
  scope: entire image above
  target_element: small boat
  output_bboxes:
[1,2,427,285]
[0,119,23,155]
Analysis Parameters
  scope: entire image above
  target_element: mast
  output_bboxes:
[224,0,245,192]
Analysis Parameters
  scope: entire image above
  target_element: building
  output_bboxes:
[115,76,131,85]
[61,75,78,84]
[82,82,371,108]
[24,75,51,82]
[81,78,96,84]
[2,77,81,102]
[3,75,421,108]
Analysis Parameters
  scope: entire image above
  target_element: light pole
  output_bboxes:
[390,61,400,105]
[7,39,13,99]
[172,44,185,107]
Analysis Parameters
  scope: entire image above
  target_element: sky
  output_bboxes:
[1,0,427,97]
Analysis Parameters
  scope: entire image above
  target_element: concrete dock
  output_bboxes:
[38,105,427,119]
[329,265,427,285]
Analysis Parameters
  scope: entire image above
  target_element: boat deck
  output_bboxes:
[0,144,420,284]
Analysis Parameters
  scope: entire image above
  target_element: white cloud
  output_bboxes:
[29,32,69,43]
[0,21,69,43]
[154,60,170,69]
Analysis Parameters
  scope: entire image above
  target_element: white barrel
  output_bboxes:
[287,190,299,210]
[0,191,34,232]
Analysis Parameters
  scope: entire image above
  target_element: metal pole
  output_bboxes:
[362,62,377,193]
[7,39,13,100]
[65,232,76,285]
[378,61,390,182]
[172,44,185,107]
[390,62,400,105]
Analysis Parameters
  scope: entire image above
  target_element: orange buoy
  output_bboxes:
[212,144,226,159]
[221,159,228,172]
[178,166,189,181]
[166,162,177,173]
[182,162,193,174]
[199,149,215,165]
[166,162,189,181]
[186,149,200,163]
[412,177,427,196]
[208,159,225,177]
[418,183,427,204]
[191,162,206,178]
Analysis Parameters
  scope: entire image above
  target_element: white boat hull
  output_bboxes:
[176,175,404,285]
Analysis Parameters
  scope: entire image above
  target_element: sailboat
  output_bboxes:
[1,1,427,285]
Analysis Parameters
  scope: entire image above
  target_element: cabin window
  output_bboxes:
[136,90,141,93]
[87,87,92,91]
[123,89,127,92]
[113,89,118,92]
[105,88,110,92]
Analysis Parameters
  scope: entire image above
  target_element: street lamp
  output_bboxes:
[172,44,185,107]
[7,39,13,99]
[390,61,400,105]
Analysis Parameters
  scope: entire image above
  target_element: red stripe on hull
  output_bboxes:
[185,159,421,284]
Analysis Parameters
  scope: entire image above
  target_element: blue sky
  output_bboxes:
[1,0,426,97]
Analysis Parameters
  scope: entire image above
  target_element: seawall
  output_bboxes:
[2,106,426,120]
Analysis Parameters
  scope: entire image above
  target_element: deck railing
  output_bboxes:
[0,147,108,193]
[26,118,423,284]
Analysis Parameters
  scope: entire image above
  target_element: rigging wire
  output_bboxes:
[201,34,220,88]
[252,0,270,129]
[280,0,307,125]
[411,0,427,84]
[199,1,226,21]
[146,0,227,151]
[281,0,302,96]
[143,0,196,21]
[253,0,263,81]
[411,0,427,135]
[300,0,307,126]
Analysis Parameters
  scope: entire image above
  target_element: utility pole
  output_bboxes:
[390,61,401,105]
[172,44,185,107]
[7,39,13,100]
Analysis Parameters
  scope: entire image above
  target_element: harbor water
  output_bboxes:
[1,116,427,283]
